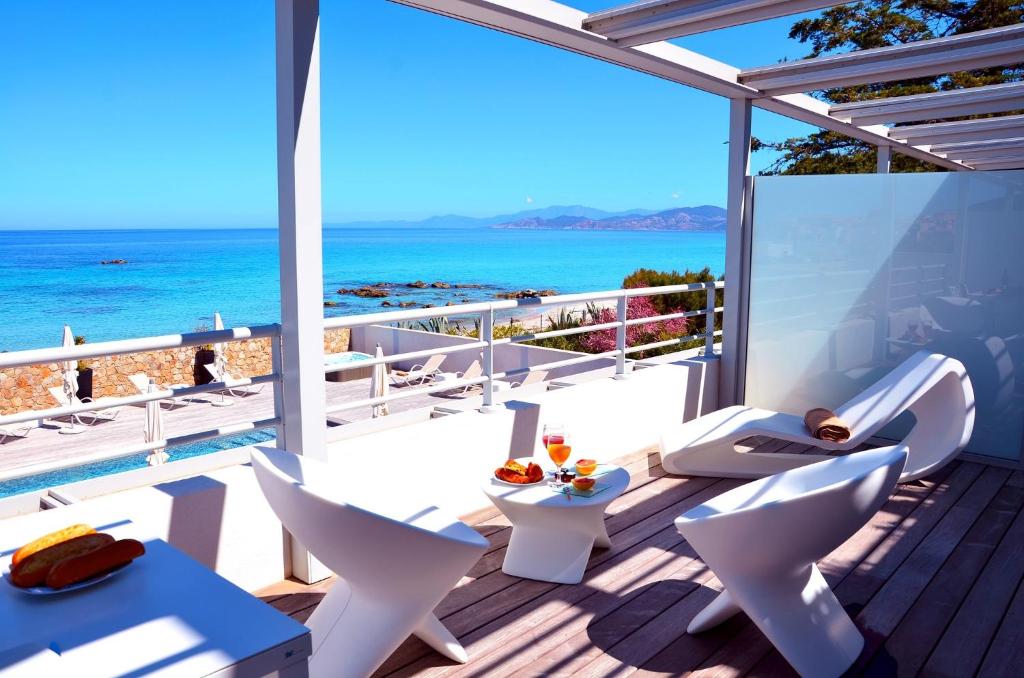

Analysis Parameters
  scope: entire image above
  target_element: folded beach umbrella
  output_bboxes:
[370,343,389,418]
[60,324,78,400]
[144,378,169,466]
[213,311,227,373]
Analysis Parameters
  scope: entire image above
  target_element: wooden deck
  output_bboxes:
[257,440,1024,677]
[0,377,477,477]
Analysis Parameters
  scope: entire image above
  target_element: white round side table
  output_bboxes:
[483,465,630,584]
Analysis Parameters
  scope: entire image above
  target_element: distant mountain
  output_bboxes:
[326,205,656,230]
[492,205,726,232]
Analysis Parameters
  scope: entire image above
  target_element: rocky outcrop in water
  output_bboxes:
[496,289,557,299]
[101,259,128,265]
[337,287,389,298]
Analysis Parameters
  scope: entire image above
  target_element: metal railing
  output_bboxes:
[0,325,283,476]
[323,282,724,411]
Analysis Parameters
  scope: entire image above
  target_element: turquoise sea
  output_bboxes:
[0,227,725,351]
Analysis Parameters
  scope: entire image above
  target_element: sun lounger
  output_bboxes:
[0,424,32,445]
[505,369,549,388]
[204,363,265,397]
[128,373,192,408]
[436,359,483,394]
[392,354,446,386]
[47,386,123,428]
[660,351,974,483]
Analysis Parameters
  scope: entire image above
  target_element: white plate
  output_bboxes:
[4,562,130,596]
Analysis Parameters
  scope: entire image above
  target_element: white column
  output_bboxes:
[276,0,329,583]
[877,144,891,174]
[720,98,752,407]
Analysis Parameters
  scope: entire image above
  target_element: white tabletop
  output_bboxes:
[0,513,310,676]
[484,464,630,509]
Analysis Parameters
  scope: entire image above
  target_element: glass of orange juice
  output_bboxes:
[544,424,571,486]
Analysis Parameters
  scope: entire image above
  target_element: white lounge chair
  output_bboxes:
[250,446,488,677]
[204,363,265,397]
[677,445,907,678]
[0,425,32,445]
[47,387,123,427]
[392,354,446,386]
[660,351,974,483]
[506,369,549,389]
[437,359,483,395]
[128,373,192,409]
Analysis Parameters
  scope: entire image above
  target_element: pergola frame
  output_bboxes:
[272,0,1022,580]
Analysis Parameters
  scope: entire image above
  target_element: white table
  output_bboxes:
[0,514,310,676]
[483,465,630,584]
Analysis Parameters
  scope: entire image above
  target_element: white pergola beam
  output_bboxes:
[934,138,1024,161]
[889,113,1024,145]
[582,0,849,46]
[740,24,1024,95]
[389,0,964,170]
[967,157,1024,170]
[831,81,1024,126]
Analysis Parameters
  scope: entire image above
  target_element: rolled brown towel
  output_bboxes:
[804,408,852,443]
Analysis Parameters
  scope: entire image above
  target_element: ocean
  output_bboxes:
[0,227,725,351]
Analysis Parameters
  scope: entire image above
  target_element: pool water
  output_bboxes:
[0,428,276,499]
[324,351,372,366]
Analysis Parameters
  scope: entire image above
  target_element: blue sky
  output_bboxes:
[0,1,821,229]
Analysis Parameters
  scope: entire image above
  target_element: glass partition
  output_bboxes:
[745,170,1024,462]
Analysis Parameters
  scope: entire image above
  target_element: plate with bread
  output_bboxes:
[493,458,546,486]
[4,524,146,595]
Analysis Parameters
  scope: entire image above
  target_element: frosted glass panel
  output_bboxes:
[746,171,1024,462]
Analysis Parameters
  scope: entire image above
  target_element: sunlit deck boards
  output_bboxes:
[257,440,1024,677]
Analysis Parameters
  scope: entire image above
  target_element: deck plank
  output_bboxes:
[253,441,1024,678]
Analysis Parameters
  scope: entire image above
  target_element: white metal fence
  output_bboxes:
[323,281,724,412]
[0,282,723,477]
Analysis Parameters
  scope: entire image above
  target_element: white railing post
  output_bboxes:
[705,284,716,356]
[480,307,499,411]
[270,327,285,446]
[615,294,628,378]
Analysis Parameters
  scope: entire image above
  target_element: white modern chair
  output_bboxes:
[507,369,549,388]
[393,354,446,386]
[677,445,908,678]
[250,446,489,678]
[0,424,32,445]
[436,359,484,395]
[660,351,973,482]
[128,373,192,409]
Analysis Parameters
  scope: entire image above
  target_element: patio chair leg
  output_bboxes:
[687,589,742,633]
[414,613,469,664]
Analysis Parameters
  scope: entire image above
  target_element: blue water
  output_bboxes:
[0,227,725,351]
[0,429,276,499]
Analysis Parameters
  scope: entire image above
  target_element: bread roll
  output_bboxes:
[45,539,145,589]
[11,533,114,587]
[12,524,96,567]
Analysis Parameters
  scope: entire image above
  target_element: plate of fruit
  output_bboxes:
[4,524,146,595]
[493,459,545,486]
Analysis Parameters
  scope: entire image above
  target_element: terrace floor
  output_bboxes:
[257,439,1024,677]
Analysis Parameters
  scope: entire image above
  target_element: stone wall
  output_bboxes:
[0,328,350,416]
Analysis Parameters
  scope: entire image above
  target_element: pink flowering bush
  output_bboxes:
[580,295,689,357]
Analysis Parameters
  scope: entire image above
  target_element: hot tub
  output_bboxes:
[324,351,375,383]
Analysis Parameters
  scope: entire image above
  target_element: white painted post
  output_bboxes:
[270,326,285,445]
[275,0,329,584]
[480,308,498,411]
[615,294,628,378]
[704,284,716,356]
[720,98,752,406]
[877,144,891,174]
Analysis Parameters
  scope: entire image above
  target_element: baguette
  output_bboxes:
[10,533,114,587]
[12,524,96,567]
[45,539,145,589]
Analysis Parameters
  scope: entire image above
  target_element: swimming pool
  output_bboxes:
[0,428,276,499]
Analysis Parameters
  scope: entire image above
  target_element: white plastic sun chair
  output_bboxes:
[437,359,483,395]
[204,363,265,397]
[661,351,973,483]
[0,425,32,445]
[47,387,123,427]
[128,373,192,408]
[393,354,446,386]
[506,369,549,389]
[250,446,489,678]
[677,445,907,678]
